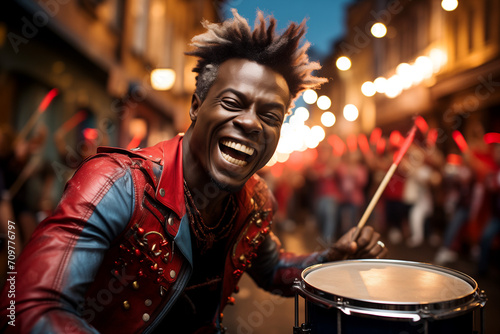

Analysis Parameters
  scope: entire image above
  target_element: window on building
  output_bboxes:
[467,6,475,52]
[453,16,460,62]
[484,0,492,43]
[131,0,149,56]
[96,0,124,32]
[146,0,166,65]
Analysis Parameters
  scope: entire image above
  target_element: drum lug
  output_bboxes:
[479,290,487,307]
[293,324,311,334]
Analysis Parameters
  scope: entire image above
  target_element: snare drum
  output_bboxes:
[293,259,486,334]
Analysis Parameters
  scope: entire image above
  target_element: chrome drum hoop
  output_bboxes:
[298,259,487,321]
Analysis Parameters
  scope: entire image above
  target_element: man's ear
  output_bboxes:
[189,94,202,121]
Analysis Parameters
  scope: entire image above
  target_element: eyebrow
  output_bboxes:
[217,88,287,113]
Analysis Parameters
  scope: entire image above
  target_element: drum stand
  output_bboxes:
[293,291,311,334]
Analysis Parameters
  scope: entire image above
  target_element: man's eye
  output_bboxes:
[221,98,241,111]
[261,112,282,125]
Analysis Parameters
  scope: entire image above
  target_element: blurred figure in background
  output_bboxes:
[0,124,48,252]
[337,150,368,234]
[307,141,340,245]
[435,153,475,265]
[478,143,500,276]
[402,145,441,247]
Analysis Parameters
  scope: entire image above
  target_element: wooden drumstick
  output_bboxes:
[351,125,417,241]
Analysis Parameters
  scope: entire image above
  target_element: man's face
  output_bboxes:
[188,58,290,191]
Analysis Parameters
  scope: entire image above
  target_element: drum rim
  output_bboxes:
[301,259,481,315]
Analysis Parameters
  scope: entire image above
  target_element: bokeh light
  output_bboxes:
[361,81,376,96]
[294,107,310,122]
[385,75,403,98]
[311,125,326,142]
[396,63,413,89]
[441,0,458,11]
[321,111,336,127]
[151,68,176,90]
[336,56,352,71]
[371,23,387,38]
[302,89,318,104]
[343,104,359,122]
[317,95,332,110]
[374,77,387,93]
[415,56,433,79]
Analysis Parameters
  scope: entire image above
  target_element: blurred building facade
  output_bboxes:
[314,0,500,149]
[0,0,222,167]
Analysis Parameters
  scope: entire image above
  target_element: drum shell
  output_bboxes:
[307,300,477,334]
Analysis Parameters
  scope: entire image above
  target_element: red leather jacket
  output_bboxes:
[0,135,327,333]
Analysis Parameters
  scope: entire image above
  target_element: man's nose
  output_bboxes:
[233,108,263,134]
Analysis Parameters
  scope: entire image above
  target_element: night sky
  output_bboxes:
[221,0,355,61]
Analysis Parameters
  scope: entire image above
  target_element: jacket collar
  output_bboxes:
[156,135,185,219]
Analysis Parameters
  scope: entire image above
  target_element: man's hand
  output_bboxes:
[325,226,388,262]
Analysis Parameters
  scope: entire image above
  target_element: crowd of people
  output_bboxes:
[265,123,500,277]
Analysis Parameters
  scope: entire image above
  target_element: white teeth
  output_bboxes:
[221,140,255,156]
[221,152,248,166]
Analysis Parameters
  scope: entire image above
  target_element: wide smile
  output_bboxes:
[219,139,256,167]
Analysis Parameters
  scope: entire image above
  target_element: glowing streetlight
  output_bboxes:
[321,111,336,127]
[361,81,376,97]
[302,89,318,104]
[441,0,458,11]
[317,95,332,110]
[336,56,352,71]
[371,23,387,38]
[343,104,359,122]
[151,68,176,90]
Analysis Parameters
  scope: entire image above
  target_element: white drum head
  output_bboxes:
[303,260,474,304]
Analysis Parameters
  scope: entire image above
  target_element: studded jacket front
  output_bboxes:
[0,135,328,334]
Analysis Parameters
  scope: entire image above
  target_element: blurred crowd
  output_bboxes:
[0,113,106,283]
[1,115,500,282]
[263,121,500,278]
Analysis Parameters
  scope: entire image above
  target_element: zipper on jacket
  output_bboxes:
[143,262,192,334]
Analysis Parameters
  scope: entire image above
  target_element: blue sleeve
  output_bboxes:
[0,155,135,334]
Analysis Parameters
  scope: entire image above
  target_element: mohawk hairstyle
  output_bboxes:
[185,9,327,107]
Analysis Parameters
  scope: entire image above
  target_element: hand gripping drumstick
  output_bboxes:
[351,125,417,242]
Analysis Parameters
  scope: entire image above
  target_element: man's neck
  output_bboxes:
[182,131,231,226]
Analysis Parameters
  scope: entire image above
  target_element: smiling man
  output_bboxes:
[0,10,387,334]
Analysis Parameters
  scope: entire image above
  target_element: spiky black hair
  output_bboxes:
[185,9,327,107]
